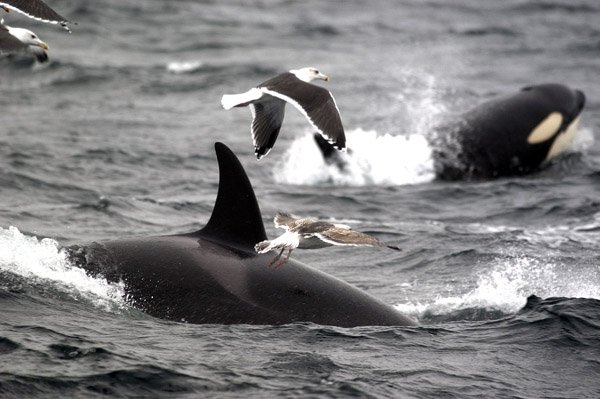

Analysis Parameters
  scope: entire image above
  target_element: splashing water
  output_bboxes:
[166,60,203,74]
[571,127,595,153]
[275,70,454,186]
[395,70,450,137]
[0,226,126,311]
[275,128,436,186]
[396,255,600,319]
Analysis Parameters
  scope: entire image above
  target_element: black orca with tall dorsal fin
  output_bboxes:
[313,84,586,180]
[67,143,416,327]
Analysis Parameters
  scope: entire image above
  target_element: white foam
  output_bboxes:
[571,126,595,153]
[166,60,203,74]
[0,226,126,311]
[275,128,436,186]
[275,70,450,186]
[396,255,600,318]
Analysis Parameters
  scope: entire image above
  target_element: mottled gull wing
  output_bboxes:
[295,220,335,235]
[273,212,299,231]
[260,74,346,150]
[0,22,25,52]
[1,0,70,30]
[315,228,386,247]
[250,97,286,159]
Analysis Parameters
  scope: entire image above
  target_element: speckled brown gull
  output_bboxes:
[255,212,400,268]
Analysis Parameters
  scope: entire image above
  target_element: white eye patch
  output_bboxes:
[527,112,563,144]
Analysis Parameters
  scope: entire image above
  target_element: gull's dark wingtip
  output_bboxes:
[254,146,271,160]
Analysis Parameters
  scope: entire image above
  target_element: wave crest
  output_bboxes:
[396,255,600,322]
[0,226,125,310]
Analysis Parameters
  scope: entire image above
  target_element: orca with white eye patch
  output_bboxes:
[432,83,586,179]
[312,83,585,180]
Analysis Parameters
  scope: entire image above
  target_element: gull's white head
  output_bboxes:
[6,26,49,50]
[290,67,329,83]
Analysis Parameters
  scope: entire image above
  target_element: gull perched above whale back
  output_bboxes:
[0,0,71,31]
[255,212,400,267]
[221,67,346,159]
[0,19,48,61]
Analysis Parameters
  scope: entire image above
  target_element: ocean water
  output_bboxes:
[1,0,600,397]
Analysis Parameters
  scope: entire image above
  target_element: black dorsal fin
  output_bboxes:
[197,142,267,249]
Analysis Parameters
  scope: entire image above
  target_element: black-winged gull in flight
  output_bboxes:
[0,19,48,62]
[255,212,400,268]
[0,19,26,52]
[0,0,71,31]
[221,67,346,159]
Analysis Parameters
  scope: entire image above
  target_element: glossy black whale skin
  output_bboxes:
[432,83,586,179]
[68,143,416,327]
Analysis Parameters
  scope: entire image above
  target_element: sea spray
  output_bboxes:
[0,226,126,311]
[396,254,600,320]
[276,128,436,186]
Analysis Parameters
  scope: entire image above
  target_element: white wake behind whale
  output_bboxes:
[275,128,437,186]
[0,226,125,310]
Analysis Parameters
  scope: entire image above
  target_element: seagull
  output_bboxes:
[255,212,400,268]
[0,19,48,62]
[221,67,346,159]
[0,19,25,52]
[0,0,71,31]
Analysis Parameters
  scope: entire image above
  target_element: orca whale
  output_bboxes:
[433,83,586,179]
[68,143,416,327]
[313,84,585,180]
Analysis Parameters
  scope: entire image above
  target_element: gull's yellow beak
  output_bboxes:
[39,41,49,50]
[321,74,330,82]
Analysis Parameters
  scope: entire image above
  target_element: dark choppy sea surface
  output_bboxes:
[1,0,600,397]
